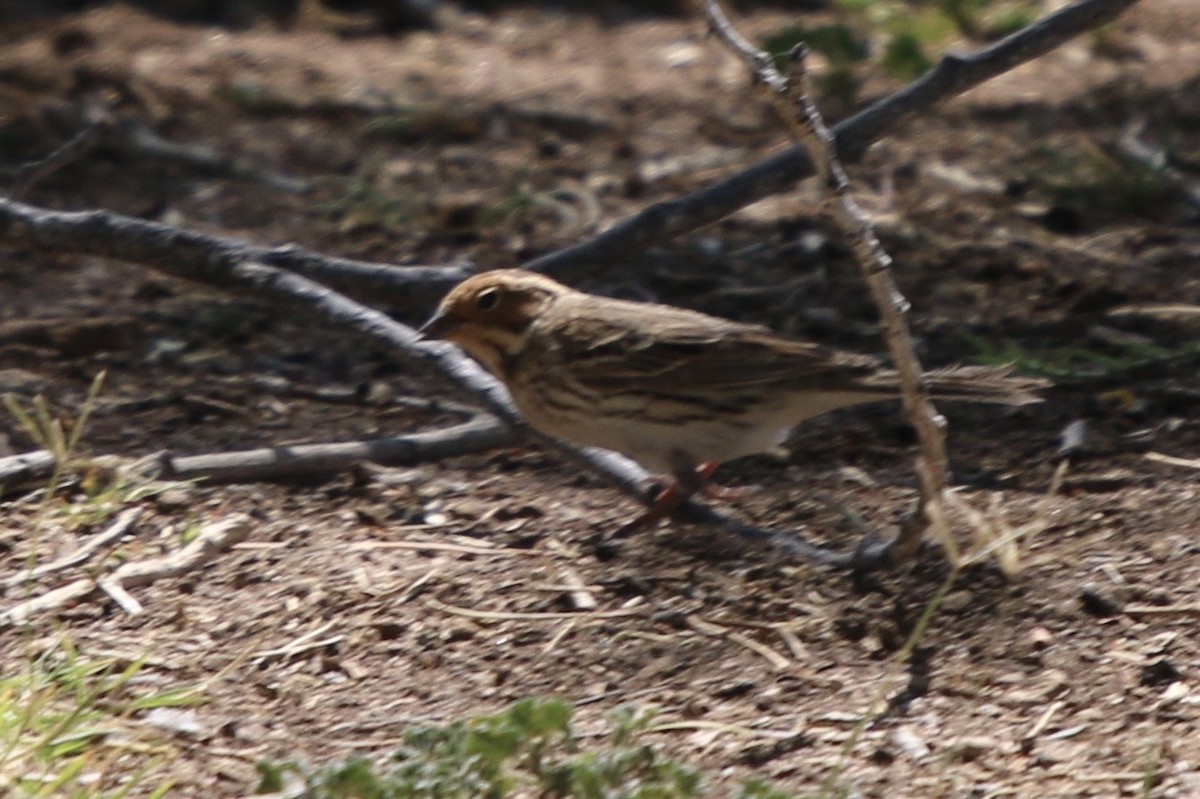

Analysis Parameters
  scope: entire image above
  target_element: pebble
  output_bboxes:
[1079,583,1124,617]
[941,590,973,614]
[946,735,997,762]
[156,487,194,510]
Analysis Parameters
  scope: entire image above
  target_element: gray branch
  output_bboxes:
[526,0,1141,280]
[0,196,467,307]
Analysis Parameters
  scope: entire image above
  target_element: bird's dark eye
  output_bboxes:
[476,288,501,311]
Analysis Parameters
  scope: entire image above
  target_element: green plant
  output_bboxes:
[4,374,193,535]
[257,698,797,799]
[4,372,105,499]
[760,0,1042,106]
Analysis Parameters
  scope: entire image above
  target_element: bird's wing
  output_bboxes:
[549,305,884,395]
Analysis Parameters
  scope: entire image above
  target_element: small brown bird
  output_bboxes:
[419,269,1046,528]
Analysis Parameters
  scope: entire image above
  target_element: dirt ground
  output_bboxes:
[3,1,1200,796]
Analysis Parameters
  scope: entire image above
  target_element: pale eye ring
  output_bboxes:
[476,288,501,311]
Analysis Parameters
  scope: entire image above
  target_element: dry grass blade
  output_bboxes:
[426,597,645,622]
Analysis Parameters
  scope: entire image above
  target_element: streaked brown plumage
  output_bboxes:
[420,269,1046,526]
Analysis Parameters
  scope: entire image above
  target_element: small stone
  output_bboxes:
[947,736,996,762]
[143,707,207,738]
[230,719,269,744]
[441,620,478,643]
[1080,583,1124,617]
[888,725,931,761]
[156,487,193,511]
[1141,658,1182,687]
[1028,626,1054,648]
[1161,681,1189,702]
[1035,740,1084,765]
[941,590,972,614]
[661,42,703,68]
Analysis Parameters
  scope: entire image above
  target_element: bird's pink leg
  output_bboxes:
[617,461,739,534]
[694,461,746,501]
[617,481,689,534]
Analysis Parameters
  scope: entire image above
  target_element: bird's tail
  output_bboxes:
[863,364,1049,405]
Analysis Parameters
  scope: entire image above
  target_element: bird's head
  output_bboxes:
[418,269,567,375]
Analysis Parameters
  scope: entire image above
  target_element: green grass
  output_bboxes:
[959,329,1200,381]
[3,373,205,796]
[1025,142,1180,221]
[0,638,200,798]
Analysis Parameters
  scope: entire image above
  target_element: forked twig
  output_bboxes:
[1,506,143,590]
[0,514,251,626]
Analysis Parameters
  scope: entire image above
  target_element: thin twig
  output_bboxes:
[1024,699,1065,744]
[425,597,644,622]
[97,578,143,615]
[1,506,143,590]
[703,0,949,567]
[686,614,792,671]
[541,618,579,654]
[1145,452,1200,470]
[254,620,342,661]
[347,540,524,556]
[647,720,800,740]
[115,118,311,194]
[1114,118,1200,210]
[10,119,112,197]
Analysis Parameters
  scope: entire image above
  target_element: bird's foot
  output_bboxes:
[616,461,737,536]
[694,461,747,502]
[615,480,688,536]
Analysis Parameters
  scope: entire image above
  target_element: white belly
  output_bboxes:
[514,384,882,475]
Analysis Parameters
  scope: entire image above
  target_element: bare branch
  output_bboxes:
[527,0,1141,280]
[156,416,514,482]
[0,196,847,559]
[0,1,1125,565]
[0,196,467,307]
[1,420,515,487]
[0,450,57,493]
[0,417,516,484]
[0,0,1136,310]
